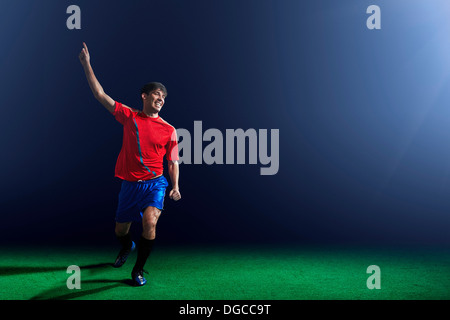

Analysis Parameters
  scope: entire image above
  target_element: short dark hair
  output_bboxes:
[140,82,167,97]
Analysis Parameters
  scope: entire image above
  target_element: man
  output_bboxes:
[79,42,181,286]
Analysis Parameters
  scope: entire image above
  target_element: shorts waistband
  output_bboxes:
[134,175,163,183]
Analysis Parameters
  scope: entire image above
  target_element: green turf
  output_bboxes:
[0,245,449,300]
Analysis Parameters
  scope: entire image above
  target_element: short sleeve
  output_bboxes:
[112,101,133,125]
[165,128,179,161]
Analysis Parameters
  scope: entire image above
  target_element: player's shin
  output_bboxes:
[133,236,154,272]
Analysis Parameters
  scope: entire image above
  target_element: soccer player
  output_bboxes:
[79,42,181,286]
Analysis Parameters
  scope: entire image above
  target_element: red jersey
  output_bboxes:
[113,101,179,181]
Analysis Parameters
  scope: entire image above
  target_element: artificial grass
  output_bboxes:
[0,245,449,300]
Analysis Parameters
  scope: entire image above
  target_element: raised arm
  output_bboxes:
[79,42,115,113]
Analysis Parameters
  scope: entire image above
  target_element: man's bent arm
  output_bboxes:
[168,160,181,201]
[79,42,115,113]
[168,160,179,190]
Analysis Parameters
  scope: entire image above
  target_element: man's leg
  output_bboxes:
[131,206,161,285]
[115,222,131,237]
[141,206,161,240]
[113,222,135,268]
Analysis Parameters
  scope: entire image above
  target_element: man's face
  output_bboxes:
[143,89,165,113]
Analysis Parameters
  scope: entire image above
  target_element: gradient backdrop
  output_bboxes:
[1,0,450,247]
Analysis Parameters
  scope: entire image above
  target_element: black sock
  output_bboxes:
[133,236,154,272]
[116,233,132,250]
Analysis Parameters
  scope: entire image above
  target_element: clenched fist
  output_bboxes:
[169,188,181,201]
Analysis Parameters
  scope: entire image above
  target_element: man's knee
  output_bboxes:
[115,222,131,236]
[143,207,161,230]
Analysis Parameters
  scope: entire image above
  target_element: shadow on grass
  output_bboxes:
[0,263,113,276]
[1,262,136,299]
[30,278,133,300]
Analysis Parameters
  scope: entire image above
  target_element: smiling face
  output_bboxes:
[142,89,166,115]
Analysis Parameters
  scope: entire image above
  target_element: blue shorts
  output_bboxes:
[115,176,169,223]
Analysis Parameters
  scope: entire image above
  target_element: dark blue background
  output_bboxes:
[1,0,450,246]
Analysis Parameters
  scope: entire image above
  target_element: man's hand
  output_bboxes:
[79,42,115,113]
[79,42,90,65]
[169,188,181,201]
[167,160,180,201]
